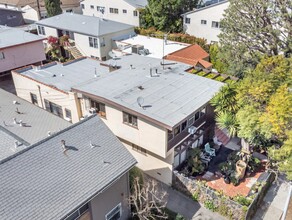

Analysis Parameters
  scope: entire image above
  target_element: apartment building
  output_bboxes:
[0,25,46,74]
[12,54,223,185]
[0,0,81,22]
[81,0,147,27]
[182,0,229,43]
[0,115,136,220]
[36,13,134,60]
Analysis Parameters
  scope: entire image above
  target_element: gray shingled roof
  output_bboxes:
[0,25,45,48]
[0,89,71,161]
[36,13,134,37]
[0,115,137,220]
[182,0,228,15]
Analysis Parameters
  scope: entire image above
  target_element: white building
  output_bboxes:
[12,55,223,185]
[81,0,148,27]
[0,0,82,22]
[182,0,229,43]
[36,13,135,60]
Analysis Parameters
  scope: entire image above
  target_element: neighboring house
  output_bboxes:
[0,0,81,22]
[165,44,212,69]
[0,115,137,220]
[0,25,46,74]
[0,88,71,161]
[36,13,135,60]
[12,54,223,185]
[0,8,25,27]
[182,0,229,43]
[81,0,148,27]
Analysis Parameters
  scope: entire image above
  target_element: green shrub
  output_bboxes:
[234,195,252,206]
[196,71,206,76]
[175,214,185,220]
[204,200,217,212]
[205,73,217,79]
[215,75,226,82]
[192,191,200,201]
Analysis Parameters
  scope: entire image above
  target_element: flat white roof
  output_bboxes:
[116,35,189,59]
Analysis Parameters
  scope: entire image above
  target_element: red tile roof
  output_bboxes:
[165,44,212,69]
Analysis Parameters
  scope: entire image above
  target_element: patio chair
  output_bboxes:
[204,143,216,157]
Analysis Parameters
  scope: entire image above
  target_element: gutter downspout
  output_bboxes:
[37,85,44,109]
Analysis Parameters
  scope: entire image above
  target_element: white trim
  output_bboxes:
[281,184,292,220]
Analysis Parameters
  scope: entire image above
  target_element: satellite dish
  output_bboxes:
[108,51,117,60]
[137,97,144,108]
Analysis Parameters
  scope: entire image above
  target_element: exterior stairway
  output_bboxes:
[215,126,230,146]
[66,46,83,59]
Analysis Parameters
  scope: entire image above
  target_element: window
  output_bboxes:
[90,55,99,60]
[194,111,200,121]
[65,108,72,120]
[212,21,220,28]
[201,20,207,25]
[97,6,105,13]
[90,5,94,9]
[37,25,45,35]
[30,93,38,105]
[123,9,127,13]
[44,99,63,118]
[132,144,147,155]
[106,203,122,220]
[185,17,191,24]
[65,203,89,220]
[89,37,98,48]
[81,4,84,9]
[181,120,187,131]
[0,52,5,60]
[200,107,206,117]
[100,37,105,47]
[188,116,194,126]
[168,130,174,141]
[109,8,118,14]
[123,112,138,127]
[133,11,138,16]
[90,100,106,117]
[173,125,180,136]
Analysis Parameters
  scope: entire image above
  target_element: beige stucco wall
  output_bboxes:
[90,172,130,220]
[81,0,141,27]
[12,72,81,123]
[0,41,46,73]
[183,2,229,43]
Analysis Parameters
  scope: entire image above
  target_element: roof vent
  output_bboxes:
[60,73,64,76]
[47,131,51,136]
[13,118,17,124]
[52,74,56,77]
[14,141,19,148]
[138,86,144,90]
[82,21,86,24]
[19,120,23,127]
[90,141,101,148]
[13,100,19,105]
[94,68,99,77]
[61,140,67,152]
[137,97,144,108]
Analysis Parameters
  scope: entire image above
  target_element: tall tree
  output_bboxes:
[140,0,199,32]
[45,0,62,17]
[218,0,292,77]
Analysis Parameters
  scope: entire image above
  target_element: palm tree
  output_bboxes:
[216,111,238,137]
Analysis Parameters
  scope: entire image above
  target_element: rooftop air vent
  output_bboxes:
[138,86,144,90]
[61,140,67,152]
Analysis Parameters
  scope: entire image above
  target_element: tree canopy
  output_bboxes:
[140,0,199,32]
[217,0,292,77]
[45,0,62,17]
[211,55,292,178]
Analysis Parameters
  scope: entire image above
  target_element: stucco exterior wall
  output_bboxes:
[81,0,141,26]
[90,172,130,220]
[12,72,81,123]
[183,2,229,43]
[0,41,46,73]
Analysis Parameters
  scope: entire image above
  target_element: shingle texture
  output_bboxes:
[0,115,136,220]
[0,89,70,160]
[36,13,134,37]
[0,25,45,48]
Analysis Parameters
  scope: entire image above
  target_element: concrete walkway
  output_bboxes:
[155,180,226,220]
[253,175,291,220]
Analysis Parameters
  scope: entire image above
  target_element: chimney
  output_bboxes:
[13,118,17,124]
[61,140,67,152]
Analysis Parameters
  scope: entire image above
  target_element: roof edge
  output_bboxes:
[182,0,229,16]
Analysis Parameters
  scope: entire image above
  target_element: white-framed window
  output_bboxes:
[201,20,207,25]
[30,93,38,105]
[65,108,72,120]
[0,52,5,60]
[100,37,105,47]
[105,203,122,220]
[212,21,220,28]
[109,8,119,14]
[37,25,45,35]
[64,203,89,220]
[97,6,105,12]
[90,100,106,117]
[132,144,147,155]
[89,37,98,48]
[188,116,195,126]
[123,112,138,127]
[90,5,94,9]
[123,9,127,13]
[185,17,191,24]
[133,11,138,16]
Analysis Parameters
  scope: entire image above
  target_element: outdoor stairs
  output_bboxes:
[66,46,83,59]
[215,126,230,146]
